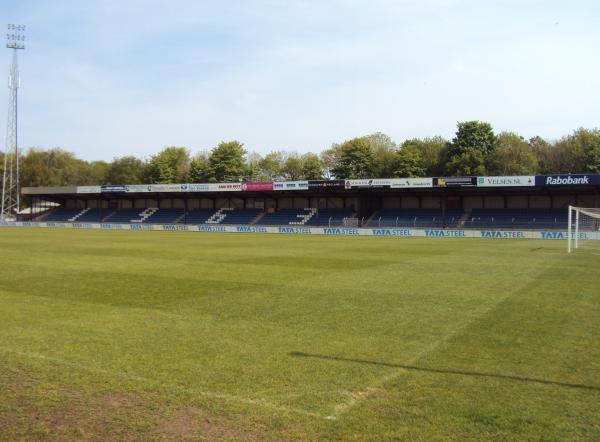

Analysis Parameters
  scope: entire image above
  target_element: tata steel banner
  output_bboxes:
[308,180,346,189]
[241,182,273,191]
[477,176,535,187]
[273,181,309,191]
[433,177,477,187]
[390,178,433,188]
[4,220,599,241]
[535,174,600,186]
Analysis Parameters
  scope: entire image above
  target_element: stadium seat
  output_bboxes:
[303,208,356,227]
[463,209,568,230]
[367,209,462,228]
[255,208,317,226]
[44,207,87,222]
[142,208,185,224]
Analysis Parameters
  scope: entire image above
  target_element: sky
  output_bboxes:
[1,0,599,161]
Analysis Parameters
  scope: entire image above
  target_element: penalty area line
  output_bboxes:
[330,294,517,418]
[0,347,333,420]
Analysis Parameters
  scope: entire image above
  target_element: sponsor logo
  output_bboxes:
[46,222,66,228]
[425,229,466,237]
[348,179,393,188]
[101,185,126,193]
[308,180,346,189]
[77,186,101,194]
[390,178,433,188]
[125,185,153,192]
[129,224,153,230]
[433,177,476,187]
[477,176,535,187]
[540,231,588,240]
[323,227,360,235]
[187,183,210,191]
[215,183,242,191]
[371,229,412,236]
[100,223,122,229]
[236,226,268,233]
[72,223,94,229]
[198,225,227,232]
[273,181,309,190]
[545,176,589,185]
[278,226,311,234]
[480,230,525,238]
[162,224,189,231]
[241,182,273,191]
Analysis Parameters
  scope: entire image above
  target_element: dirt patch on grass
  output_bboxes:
[152,405,269,441]
[0,367,271,441]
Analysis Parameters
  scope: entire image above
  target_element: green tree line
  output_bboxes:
[2,122,599,188]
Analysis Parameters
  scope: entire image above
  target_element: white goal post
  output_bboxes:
[568,206,600,253]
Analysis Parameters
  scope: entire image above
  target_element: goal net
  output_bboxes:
[568,206,600,253]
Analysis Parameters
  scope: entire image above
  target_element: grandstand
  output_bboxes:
[21,174,600,230]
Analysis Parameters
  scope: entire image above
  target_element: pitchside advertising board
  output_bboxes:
[3,220,599,241]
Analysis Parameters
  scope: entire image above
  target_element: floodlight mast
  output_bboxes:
[1,24,25,221]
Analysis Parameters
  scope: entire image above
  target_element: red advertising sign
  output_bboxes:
[241,182,273,191]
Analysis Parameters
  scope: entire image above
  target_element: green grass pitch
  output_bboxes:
[0,228,599,440]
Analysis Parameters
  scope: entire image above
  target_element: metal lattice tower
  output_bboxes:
[1,24,25,221]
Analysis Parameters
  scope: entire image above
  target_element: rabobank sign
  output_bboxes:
[536,174,600,186]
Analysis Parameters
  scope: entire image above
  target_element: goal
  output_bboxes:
[568,206,600,253]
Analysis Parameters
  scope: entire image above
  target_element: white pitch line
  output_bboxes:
[0,347,333,420]
[331,295,519,418]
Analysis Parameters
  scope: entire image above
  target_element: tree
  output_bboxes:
[330,137,376,179]
[144,147,190,184]
[392,148,426,177]
[20,148,89,187]
[445,121,496,175]
[365,132,397,177]
[84,161,110,185]
[401,136,448,177]
[529,136,553,174]
[566,128,600,173]
[319,144,342,179]
[258,151,284,180]
[245,152,262,181]
[281,154,303,180]
[445,149,487,176]
[487,132,538,175]
[208,141,246,182]
[189,151,211,182]
[105,156,146,184]
[535,130,592,174]
[301,153,322,179]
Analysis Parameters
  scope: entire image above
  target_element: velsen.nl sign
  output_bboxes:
[477,176,535,187]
